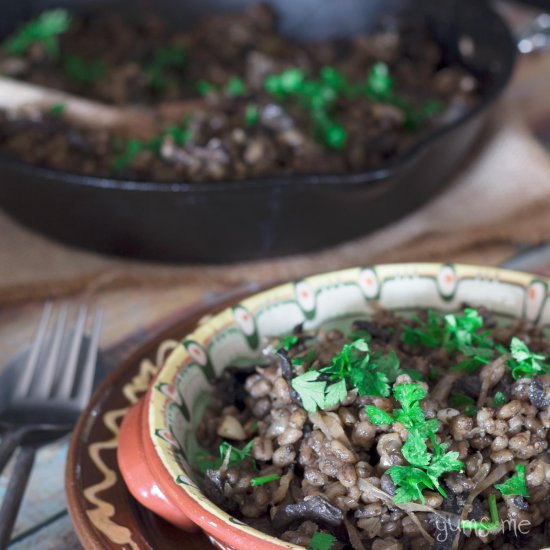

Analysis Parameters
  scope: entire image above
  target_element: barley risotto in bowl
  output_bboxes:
[118,264,550,550]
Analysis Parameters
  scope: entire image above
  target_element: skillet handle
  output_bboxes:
[117,399,198,532]
[496,1,550,53]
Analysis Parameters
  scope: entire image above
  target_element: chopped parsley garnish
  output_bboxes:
[264,67,347,150]
[321,339,411,399]
[450,393,476,417]
[405,98,442,130]
[3,9,72,58]
[428,367,440,381]
[364,62,442,129]
[321,339,389,397]
[245,103,260,127]
[495,464,529,497]
[291,370,346,413]
[47,103,66,117]
[365,62,393,101]
[367,384,463,503]
[145,46,187,92]
[226,76,248,98]
[263,62,441,150]
[402,310,445,348]
[290,338,410,412]
[403,308,495,373]
[196,439,254,474]
[62,54,106,85]
[196,80,215,96]
[461,493,499,532]
[250,473,280,487]
[309,531,337,550]
[507,337,550,379]
[277,334,299,352]
[493,391,507,407]
[113,119,193,171]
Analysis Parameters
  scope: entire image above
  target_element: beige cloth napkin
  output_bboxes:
[2,51,550,304]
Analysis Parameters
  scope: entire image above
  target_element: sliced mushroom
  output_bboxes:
[271,495,344,531]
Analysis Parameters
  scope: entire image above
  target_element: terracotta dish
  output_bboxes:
[65,297,257,549]
[117,263,550,549]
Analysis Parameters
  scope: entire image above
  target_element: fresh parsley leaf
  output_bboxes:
[365,406,394,425]
[401,432,430,468]
[508,337,550,379]
[373,350,402,383]
[321,338,398,397]
[323,339,365,382]
[428,367,440,381]
[113,119,192,171]
[277,334,299,352]
[403,308,494,369]
[309,531,337,550]
[112,138,146,172]
[451,355,491,373]
[245,103,259,127]
[305,349,318,363]
[146,47,187,92]
[221,439,254,466]
[393,402,427,431]
[4,9,72,58]
[291,370,328,412]
[511,337,532,361]
[493,391,507,407]
[461,494,499,532]
[365,62,393,101]
[323,378,348,409]
[402,369,425,381]
[427,441,463,497]
[393,383,426,409]
[371,383,464,503]
[264,67,347,150]
[404,99,442,130]
[251,473,280,487]
[226,76,247,98]
[47,102,66,117]
[388,465,435,504]
[402,310,445,348]
[196,439,254,474]
[350,368,390,398]
[444,309,495,357]
[196,80,215,96]
[62,54,106,85]
[450,393,477,417]
[495,464,529,497]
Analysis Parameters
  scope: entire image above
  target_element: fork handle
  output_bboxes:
[0,429,27,474]
[0,445,36,550]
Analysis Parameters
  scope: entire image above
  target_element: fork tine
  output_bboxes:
[33,304,68,399]
[56,305,87,399]
[14,302,53,398]
[76,309,103,407]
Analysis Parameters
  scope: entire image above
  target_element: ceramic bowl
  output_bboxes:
[118,263,550,550]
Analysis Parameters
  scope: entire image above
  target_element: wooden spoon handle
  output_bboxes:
[0,75,157,138]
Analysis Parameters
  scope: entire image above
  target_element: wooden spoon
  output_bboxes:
[0,75,202,139]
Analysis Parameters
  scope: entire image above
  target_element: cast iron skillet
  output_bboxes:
[0,0,516,263]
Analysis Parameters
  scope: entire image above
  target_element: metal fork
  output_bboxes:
[0,302,103,549]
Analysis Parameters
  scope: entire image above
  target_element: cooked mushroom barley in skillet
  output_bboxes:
[0,4,479,182]
[196,306,550,550]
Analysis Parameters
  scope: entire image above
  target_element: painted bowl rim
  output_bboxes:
[147,262,550,549]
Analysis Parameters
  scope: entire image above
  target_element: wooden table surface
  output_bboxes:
[0,250,549,549]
